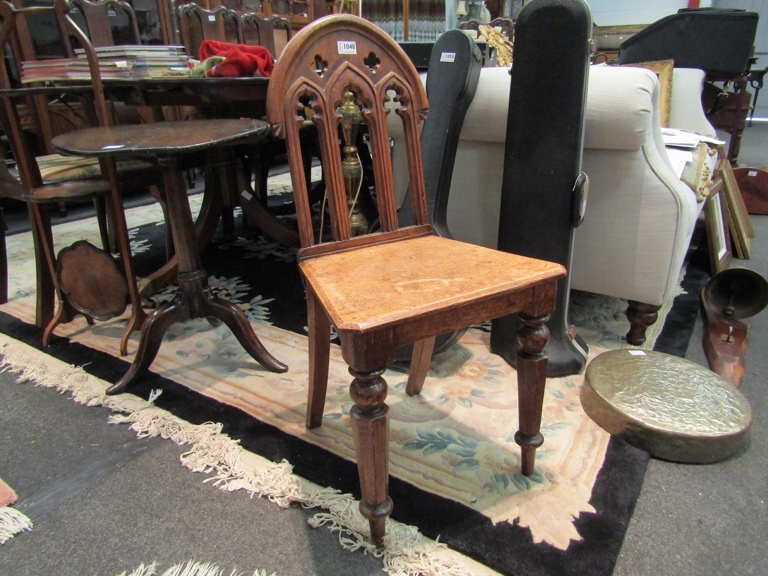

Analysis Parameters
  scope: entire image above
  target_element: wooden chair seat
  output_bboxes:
[23,179,115,203]
[12,154,159,205]
[34,153,156,185]
[302,234,562,334]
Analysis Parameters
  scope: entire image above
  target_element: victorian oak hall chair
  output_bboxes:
[265,14,565,547]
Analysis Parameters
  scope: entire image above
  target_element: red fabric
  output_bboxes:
[198,39,274,78]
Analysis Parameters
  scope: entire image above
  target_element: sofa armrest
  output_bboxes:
[571,67,705,306]
[584,65,655,150]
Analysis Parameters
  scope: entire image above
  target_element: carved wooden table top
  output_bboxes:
[51,118,269,158]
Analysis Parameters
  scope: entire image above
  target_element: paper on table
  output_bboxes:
[662,128,698,148]
[662,128,726,148]
[665,147,693,178]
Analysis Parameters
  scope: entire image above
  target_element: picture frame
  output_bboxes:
[717,148,754,259]
[705,186,732,274]
[621,59,674,127]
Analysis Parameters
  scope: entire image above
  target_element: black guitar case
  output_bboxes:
[490,0,592,376]
[399,28,482,234]
[396,28,482,361]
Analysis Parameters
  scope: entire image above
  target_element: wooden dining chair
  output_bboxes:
[0,0,157,346]
[177,3,243,60]
[266,14,565,547]
[58,0,159,127]
[62,0,141,50]
[240,13,291,59]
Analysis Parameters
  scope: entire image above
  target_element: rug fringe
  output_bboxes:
[0,338,487,576]
[0,506,33,544]
[117,561,158,576]
[116,560,276,576]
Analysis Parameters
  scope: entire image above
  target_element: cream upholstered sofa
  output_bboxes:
[391,64,715,343]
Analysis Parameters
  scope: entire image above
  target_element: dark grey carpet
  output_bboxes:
[612,123,768,576]
[1,126,767,576]
[0,378,384,575]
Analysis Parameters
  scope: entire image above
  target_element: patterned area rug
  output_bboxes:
[0,180,707,575]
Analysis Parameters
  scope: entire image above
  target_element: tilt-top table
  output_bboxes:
[52,118,288,395]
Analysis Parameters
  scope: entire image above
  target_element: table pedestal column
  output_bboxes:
[107,153,287,395]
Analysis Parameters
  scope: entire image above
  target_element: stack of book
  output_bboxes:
[20,58,83,83]
[75,45,189,79]
[20,45,189,82]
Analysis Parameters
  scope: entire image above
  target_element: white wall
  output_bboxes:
[587,0,713,26]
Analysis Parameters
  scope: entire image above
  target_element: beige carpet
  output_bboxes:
[0,194,678,551]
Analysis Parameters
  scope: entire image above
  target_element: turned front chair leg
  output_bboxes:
[515,312,551,476]
[626,301,661,346]
[349,365,393,548]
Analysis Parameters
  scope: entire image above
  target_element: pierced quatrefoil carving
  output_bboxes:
[313,54,328,77]
[363,51,380,73]
[297,93,315,120]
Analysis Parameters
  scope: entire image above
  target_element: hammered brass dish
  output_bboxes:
[581,349,752,463]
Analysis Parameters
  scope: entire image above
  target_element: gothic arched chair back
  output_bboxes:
[267,16,429,248]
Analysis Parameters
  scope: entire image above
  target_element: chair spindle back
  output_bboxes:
[64,0,141,50]
[177,3,243,59]
[240,13,290,59]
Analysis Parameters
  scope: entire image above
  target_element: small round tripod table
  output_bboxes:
[581,349,752,464]
[52,119,288,395]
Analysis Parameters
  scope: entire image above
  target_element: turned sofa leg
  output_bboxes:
[625,300,662,346]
